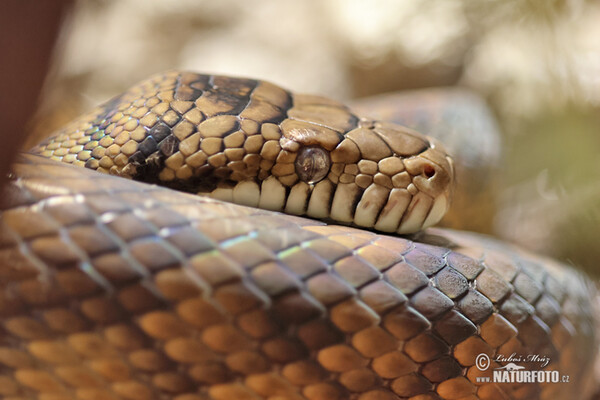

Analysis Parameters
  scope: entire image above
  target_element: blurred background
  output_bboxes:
[27,0,600,276]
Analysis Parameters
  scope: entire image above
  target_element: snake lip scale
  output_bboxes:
[0,71,596,400]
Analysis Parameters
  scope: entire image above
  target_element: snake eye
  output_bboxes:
[295,146,330,184]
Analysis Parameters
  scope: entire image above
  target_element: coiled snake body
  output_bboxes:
[0,71,596,400]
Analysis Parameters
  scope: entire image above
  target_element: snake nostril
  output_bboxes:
[423,164,435,179]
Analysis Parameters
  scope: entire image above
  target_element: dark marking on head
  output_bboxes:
[174,85,203,101]
[190,75,210,91]
[158,136,179,157]
[138,136,159,156]
[149,122,171,143]
[128,151,146,165]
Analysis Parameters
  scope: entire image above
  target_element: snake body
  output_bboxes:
[0,71,597,400]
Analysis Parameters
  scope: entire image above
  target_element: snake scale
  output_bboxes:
[0,71,597,400]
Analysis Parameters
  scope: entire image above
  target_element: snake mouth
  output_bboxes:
[326,175,451,234]
[203,147,453,235]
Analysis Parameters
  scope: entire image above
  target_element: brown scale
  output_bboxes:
[0,155,596,400]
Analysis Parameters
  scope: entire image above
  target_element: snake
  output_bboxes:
[0,71,597,400]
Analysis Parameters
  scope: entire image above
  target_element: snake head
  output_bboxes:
[277,108,455,234]
[31,71,454,234]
